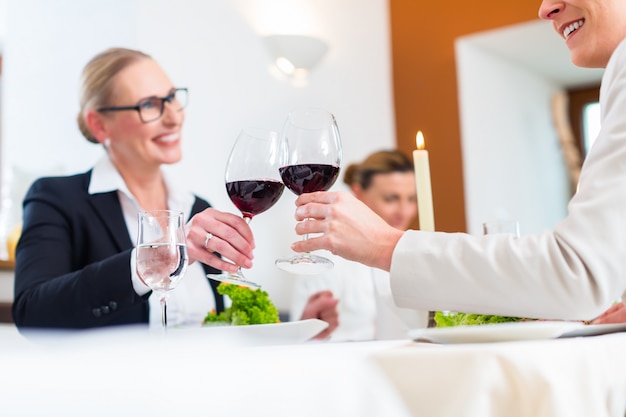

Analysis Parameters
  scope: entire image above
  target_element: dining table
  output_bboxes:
[1,322,625,417]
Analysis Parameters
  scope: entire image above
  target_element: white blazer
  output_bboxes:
[390,37,626,321]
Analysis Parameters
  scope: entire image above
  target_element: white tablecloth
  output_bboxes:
[372,333,626,417]
[1,325,626,417]
[0,325,412,417]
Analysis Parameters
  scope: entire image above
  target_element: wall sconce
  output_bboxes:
[263,34,328,79]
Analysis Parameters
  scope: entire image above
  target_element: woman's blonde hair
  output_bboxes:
[77,47,152,143]
[343,150,413,190]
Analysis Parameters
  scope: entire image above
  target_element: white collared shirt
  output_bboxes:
[89,156,215,328]
[290,250,428,341]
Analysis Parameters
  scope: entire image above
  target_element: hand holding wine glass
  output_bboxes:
[207,128,285,289]
[136,210,188,330]
[276,108,342,274]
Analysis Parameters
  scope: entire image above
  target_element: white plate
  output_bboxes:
[409,321,586,344]
[175,319,329,347]
[558,322,626,338]
[15,320,329,351]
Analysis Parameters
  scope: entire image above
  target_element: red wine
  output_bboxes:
[279,164,340,195]
[226,179,285,218]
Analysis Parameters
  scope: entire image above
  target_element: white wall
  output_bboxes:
[0,0,395,311]
[456,20,604,238]
[456,37,570,236]
[0,0,6,248]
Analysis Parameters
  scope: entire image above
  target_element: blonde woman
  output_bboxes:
[13,47,338,334]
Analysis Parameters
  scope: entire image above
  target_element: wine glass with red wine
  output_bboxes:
[275,108,342,274]
[207,128,285,289]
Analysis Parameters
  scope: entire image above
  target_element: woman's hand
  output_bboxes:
[592,301,626,324]
[292,191,404,271]
[299,290,339,340]
[186,208,255,273]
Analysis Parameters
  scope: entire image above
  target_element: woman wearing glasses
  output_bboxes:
[12,47,338,333]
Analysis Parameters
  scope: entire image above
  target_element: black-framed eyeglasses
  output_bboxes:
[97,87,188,123]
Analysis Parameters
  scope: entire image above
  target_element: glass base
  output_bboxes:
[275,253,334,275]
[206,272,261,289]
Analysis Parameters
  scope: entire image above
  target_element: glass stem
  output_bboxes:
[160,294,167,329]
[238,216,253,275]
[303,218,311,255]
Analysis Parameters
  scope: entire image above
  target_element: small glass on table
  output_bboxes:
[482,220,520,237]
[136,210,188,330]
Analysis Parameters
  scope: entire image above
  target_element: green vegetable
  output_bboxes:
[434,311,523,327]
[203,283,280,326]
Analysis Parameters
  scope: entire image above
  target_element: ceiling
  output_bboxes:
[463,19,604,88]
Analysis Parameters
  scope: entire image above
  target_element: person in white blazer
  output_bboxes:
[290,151,428,341]
[288,0,626,324]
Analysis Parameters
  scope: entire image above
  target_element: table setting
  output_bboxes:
[3,106,626,417]
[2,319,626,417]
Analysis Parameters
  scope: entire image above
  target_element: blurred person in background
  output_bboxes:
[290,150,428,340]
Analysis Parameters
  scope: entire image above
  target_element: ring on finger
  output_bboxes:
[204,232,214,249]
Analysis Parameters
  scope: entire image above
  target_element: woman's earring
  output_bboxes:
[103,138,111,149]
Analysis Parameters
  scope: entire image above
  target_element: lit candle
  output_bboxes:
[413,131,435,231]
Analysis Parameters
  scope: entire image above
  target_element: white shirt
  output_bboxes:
[391,37,626,321]
[89,156,216,328]
[290,250,428,341]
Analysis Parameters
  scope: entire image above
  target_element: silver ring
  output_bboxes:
[203,232,214,249]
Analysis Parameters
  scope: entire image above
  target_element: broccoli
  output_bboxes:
[434,311,523,327]
[203,283,280,326]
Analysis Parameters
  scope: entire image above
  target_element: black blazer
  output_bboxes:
[12,170,224,329]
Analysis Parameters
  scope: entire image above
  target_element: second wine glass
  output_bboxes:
[275,108,342,274]
[207,128,285,289]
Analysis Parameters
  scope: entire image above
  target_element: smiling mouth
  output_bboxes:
[563,19,584,38]
[154,133,179,143]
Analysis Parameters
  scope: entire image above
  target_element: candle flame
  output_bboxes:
[416,131,425,150]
